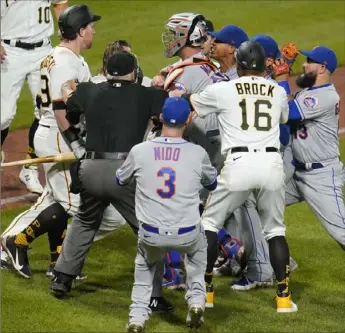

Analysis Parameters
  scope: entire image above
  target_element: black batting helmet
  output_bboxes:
[58,5,101,39]
[235,40,266,71]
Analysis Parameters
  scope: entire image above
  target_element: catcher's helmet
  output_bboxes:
[162,13,208,58]
[235,40,266,71]
[58,5,101,39]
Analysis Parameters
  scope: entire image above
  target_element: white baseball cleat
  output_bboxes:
[19,166,44,195]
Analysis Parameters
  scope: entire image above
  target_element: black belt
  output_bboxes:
[231,146,279,153]
[40,124,50,129]
[294,161,324,171]
[3,39,44,50]
[142,223,196,235]
[84,151,129,160]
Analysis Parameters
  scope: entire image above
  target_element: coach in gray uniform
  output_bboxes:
[117,97,217,333]
[50,52,172,310]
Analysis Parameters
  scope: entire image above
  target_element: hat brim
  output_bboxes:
[91,15,101,22]
[208,31,223,41]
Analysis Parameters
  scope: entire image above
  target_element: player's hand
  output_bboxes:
[151,75,165,87]
[272,58,290,81]
[61,80,77,103]
[1,44,7,63]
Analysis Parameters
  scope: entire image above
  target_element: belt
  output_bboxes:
[142,223,196,235]
[231,146,279,153]
[3,39,44,50]
[40,124,50,129]
[294,161,324,171]
[84,151,129,160]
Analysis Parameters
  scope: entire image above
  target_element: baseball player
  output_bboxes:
[152,13,230,293]
[1,4,101,279]
[204,26,277,291]
[275,46,345,250]
[1,0,68,195]
[117,97,217,333]
[176,40,298,312]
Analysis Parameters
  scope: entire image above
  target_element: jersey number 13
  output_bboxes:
[239,99,272,131]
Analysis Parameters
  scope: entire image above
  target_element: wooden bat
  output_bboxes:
[0,152,77,168]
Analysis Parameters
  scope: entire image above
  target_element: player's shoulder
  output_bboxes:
[299,84,339,109]
[52,47,80,65]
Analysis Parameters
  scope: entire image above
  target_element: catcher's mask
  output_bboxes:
[235,40,266,72]
[162,13,208,58]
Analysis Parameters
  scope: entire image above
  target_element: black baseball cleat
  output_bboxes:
[1,236,32,278]
[1,258,11,270]
[149,297,173,313]
[50,271,74,298]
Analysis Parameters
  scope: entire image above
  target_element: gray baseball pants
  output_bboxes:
[129,223,207,325]
[54,159,164,297]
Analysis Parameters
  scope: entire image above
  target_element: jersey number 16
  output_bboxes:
[239,98,272,131]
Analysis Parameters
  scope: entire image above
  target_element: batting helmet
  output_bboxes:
[162,13,208,58]
[58,5,101,39]
[235,40,266,71]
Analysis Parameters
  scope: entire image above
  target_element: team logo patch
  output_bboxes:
[174,82,187,93]
[303,96,318,109]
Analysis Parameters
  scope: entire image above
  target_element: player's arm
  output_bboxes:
[50,64,85,158]
[200,150,217,191]
[182,84,219,118]
[116,149,137,186]
[52,0,68,20]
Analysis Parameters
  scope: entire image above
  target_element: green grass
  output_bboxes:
[2,141,345,332]
[11,0,345,130]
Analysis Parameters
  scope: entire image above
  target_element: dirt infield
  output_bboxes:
[1,68,344,209]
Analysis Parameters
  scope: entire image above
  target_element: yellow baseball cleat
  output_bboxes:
[205,283,214,308]
[276,293,298,313]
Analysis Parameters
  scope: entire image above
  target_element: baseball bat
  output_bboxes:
[0,152,76,168]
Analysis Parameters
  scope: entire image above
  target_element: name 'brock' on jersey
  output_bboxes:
[38,46,91,127]
[191,75,289,154]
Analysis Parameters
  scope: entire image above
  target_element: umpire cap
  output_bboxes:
[235,40,266,71]
[107,52,136,76]
[58,5,101,39]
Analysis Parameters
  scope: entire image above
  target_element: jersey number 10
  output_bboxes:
[38,6,50,24]
[239,99,272,131]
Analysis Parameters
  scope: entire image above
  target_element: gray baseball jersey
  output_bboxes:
[116,136,217,228]
[165,53,227,164]
[291,84,340,163]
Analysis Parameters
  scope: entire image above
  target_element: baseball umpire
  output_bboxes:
[117,97,217,332]
[50,51,172,311]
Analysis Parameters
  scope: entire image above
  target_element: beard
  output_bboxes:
[295,71,317,88]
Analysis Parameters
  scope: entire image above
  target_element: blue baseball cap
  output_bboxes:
[162,97,191,125]
[209,24,249,48]
[300,46,337,73]
[252,34,281,59]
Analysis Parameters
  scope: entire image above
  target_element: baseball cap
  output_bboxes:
[252,34,281,59]
[300,46,337,73]
[209,25,249,48]
[162,97,191,126]
[107,52,136,76]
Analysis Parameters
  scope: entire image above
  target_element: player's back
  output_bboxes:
[131,137,213,228]
[214,76,288,155]
[39,46,91,127]
[1,0,60,42]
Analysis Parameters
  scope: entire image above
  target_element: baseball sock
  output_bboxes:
[1,127,9,145]
[15,203,70,246]
[205,230,218,285]
[24,118,39,168]
[48,219,68,263]
[268,236,290,296]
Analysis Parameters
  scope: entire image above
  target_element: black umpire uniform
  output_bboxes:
[52,52,169,307]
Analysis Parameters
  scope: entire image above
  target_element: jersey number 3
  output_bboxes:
[239,99,272,131]
[157,167,176,199]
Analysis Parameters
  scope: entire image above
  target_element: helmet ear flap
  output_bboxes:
[186,14,206,46]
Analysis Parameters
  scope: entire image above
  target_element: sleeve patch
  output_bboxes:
[303,96,318,109]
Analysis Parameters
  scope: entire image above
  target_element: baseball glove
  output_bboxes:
[272,58,290,78]
[280,42,299,66]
